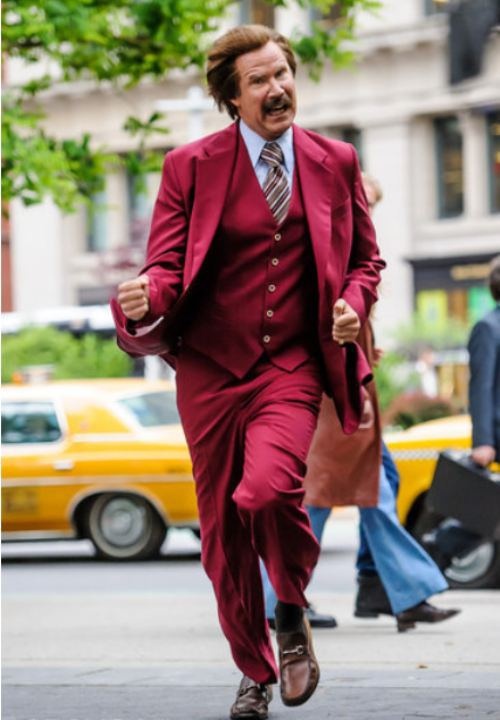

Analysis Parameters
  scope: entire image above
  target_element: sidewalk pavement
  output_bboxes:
[3,588,500,720]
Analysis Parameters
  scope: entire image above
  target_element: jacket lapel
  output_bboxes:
[293,125,337,299]
[187,123,238,282]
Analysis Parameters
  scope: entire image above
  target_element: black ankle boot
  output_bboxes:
[354,574,393,618]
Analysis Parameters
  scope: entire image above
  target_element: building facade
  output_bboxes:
[6,0,500,348]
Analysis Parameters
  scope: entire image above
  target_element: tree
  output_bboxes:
[2,0,380,213]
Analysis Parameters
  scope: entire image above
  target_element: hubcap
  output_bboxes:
[100,497,147,548]
[445,542,495,585]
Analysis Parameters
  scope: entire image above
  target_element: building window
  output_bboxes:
[340,127,363,168]
[127,172,150,247]
[413,256,497,326]
[487,110,500,213]
[86,191,107,252]
[434,116,464,218]
[424,0,450,15]
[239,0,275,27]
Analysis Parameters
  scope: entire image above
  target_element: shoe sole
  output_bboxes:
[397,609,461,630]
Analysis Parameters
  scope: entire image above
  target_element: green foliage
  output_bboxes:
[376,311,469,426]
[3,0,229,84]
[373,350,417,413]
[1,327,132,383]
[392,313,469,358]
[2,0,380,212]
[1,102,116,211]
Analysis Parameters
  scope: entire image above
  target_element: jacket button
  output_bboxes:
[271,258,279,266]
[268,284,276,292]
[266,309,274,317]
[263,335,271,344]
[274,233,281,241]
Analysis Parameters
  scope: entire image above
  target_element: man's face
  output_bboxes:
[231,41,296,140]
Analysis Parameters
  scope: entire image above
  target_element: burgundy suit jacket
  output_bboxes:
[111,122,385,434]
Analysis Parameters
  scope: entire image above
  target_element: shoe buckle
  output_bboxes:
[282,644,306,656]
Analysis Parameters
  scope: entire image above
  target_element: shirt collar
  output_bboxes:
[239,120,293,172]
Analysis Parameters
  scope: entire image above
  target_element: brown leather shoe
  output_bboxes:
[396,602,461,632]
[230,674,272,719]
[276,613,320,707]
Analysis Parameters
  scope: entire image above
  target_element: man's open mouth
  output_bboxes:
[264,99,291,116]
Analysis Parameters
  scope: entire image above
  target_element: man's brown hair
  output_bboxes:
[206,24,296,120]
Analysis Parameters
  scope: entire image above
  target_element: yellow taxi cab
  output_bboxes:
[386,414,500,589]
[1,379,198,560]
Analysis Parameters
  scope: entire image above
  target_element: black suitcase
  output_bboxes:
[427,451,500,540]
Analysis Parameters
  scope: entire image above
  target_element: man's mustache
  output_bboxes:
[263,95,292,112]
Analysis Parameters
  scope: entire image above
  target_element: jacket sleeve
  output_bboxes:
[111,151,189,354]
[468,319,496,448]
[139,150,188,318]
[340,145,385,326]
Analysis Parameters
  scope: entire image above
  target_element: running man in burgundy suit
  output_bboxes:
[112,25,384,720]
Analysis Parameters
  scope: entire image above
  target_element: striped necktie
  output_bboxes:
[260,141,291,226]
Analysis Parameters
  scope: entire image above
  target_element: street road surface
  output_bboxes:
[3,512,500,720]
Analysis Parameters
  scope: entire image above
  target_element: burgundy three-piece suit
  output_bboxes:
[112,122,384,683]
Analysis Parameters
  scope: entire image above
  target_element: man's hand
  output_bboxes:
[332,299,361,345]
[358,395,375,430]
[117,275,150,322]
[471,445,496,468]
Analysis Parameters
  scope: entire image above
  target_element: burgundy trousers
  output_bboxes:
[175,348,323,684]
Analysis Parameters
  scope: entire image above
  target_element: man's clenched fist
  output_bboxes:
[332,299,360,345]
[117,275,150,321]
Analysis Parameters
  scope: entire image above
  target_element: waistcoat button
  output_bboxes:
[266,309,274,317]
[268,284,276,292]
[263,335,271,344]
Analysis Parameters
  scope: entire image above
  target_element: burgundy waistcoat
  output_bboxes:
[181,134,319,378]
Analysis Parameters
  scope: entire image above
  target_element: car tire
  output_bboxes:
[85,493,167,561]
[409,505,500,590]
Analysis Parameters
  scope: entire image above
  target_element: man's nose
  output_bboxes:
[268,78,285,96]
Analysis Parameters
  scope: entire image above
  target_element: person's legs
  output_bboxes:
[176,351,322,684]
[307,504,332,543]
[356,440,400,575]
[358,465,447,615]
[233,361,323,609]
[261,504,331,620]
[381,439,400,493]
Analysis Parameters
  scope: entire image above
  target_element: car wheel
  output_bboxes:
[409,506,500,590]
[444,541,500,589]
[85,493,167,561]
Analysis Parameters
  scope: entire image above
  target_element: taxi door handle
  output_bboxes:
[52,460,75,471]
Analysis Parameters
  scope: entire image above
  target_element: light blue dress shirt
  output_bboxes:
[239,120,294,192]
